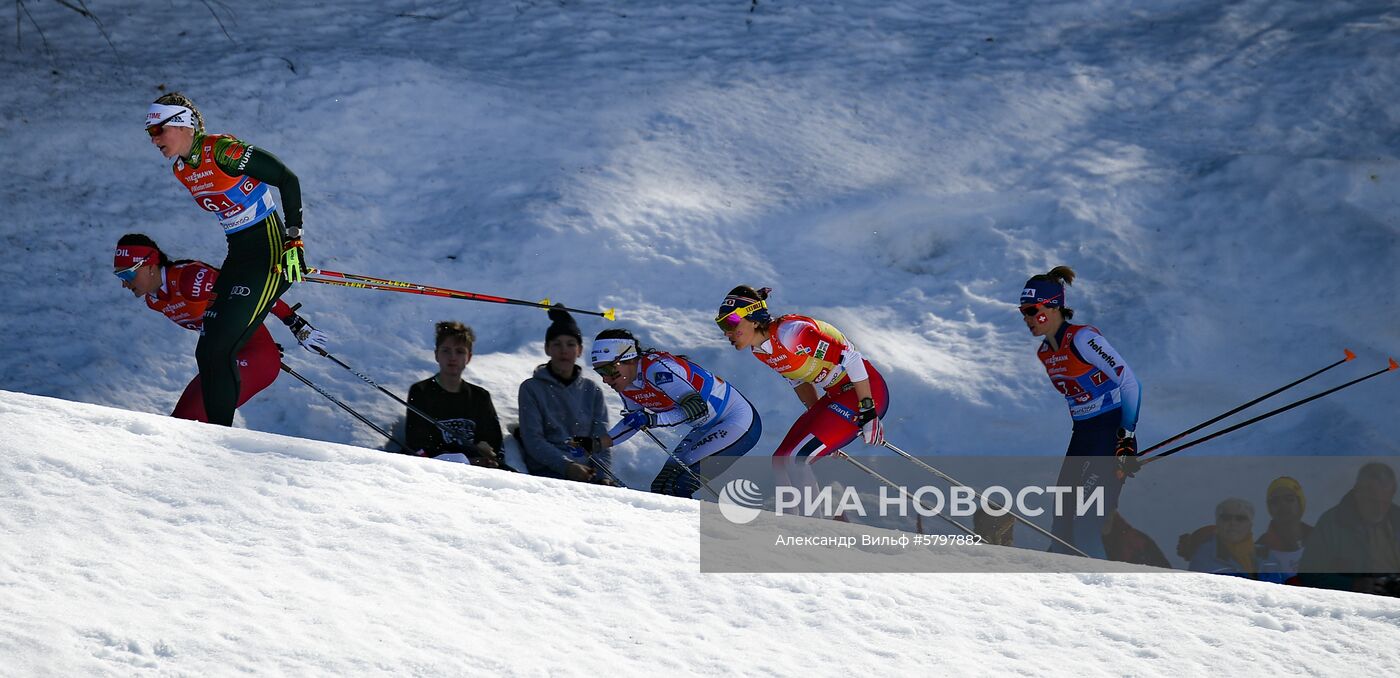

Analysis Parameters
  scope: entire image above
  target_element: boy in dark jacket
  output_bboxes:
[406,321,507,469]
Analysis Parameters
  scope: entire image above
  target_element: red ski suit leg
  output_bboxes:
[773,360,890,460]
[172,324,281,422]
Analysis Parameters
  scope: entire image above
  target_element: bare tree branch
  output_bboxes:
[197,0,236,44]
[43,0,120,60]
[50,0,91,17]
[15,0,52,54]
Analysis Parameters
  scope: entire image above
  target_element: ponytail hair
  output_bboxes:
[727,284,771,302]
[1027,265,1076,319]
[1043,266,1075,287]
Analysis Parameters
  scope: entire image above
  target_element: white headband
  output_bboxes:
[590,338,639,366]
[145,103,196,129]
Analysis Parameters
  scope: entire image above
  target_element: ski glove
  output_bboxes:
[569,436,604,454]
[621,409,652,431]
[855,397,884,446]
[279,239,307,283]
[1115,428,1140,479]
[283,313,328,353]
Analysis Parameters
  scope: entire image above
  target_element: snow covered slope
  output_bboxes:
[2,390,1398,676]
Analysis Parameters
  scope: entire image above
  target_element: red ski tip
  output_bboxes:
[1344,348,1357,361]
[1389,358,1398,371]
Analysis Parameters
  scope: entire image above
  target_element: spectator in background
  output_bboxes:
[1257,476,1312,582]
[1176,475,1313,582]
[517,308,612,483]
[1188,498,1283,582]
[1297,462,1400,595]
[405,321,508,469]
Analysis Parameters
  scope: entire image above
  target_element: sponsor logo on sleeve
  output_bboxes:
[1086,337,1117,368]
[814,340,830,360]
[654,372,673,384]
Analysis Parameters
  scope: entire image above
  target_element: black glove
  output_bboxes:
[570,436,601,453]
[855,397,878,426]
[283,312,310,334]
[855,397,884,446]
[1115,428,1140,479]
[282,312,329,353]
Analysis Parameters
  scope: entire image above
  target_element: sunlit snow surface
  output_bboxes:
[3,392,1400,675]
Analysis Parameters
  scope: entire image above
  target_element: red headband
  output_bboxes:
[114,245,159,270]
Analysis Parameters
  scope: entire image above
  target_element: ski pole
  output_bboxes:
[303,268,617,320]
[832,451,978,538]
[1142,357,1398,466]
[1138,349,1357,457]
[589,451,628,489]
[881,441,1091,557]
[640,427,721,500]
[280,362,408,450]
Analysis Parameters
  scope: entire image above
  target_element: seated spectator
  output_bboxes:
[1257,476,1312,583]
[517,308,613,484]
[1188,498,1283,582]
[405,321,509,470]
[1297,462,1400,595]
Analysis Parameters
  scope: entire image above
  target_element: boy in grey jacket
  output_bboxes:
[517,308,613,482]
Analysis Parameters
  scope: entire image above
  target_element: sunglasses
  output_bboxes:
[1217,513,1251,522]
[715,300,766,332]
[145,112,185,138]
[1019,304,1044,317]
[113,257,149,282]
[594,359,635,378]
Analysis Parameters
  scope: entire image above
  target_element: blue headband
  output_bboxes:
[1020,279,1064,307]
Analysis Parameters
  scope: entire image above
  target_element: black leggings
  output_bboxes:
[196,215,290,426]
[1048,413,1125,558]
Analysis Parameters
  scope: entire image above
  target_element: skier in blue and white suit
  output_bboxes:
[1020,265,1143,559]
[591,328,762,498]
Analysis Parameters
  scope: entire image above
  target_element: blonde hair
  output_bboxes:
[153,92,205,133]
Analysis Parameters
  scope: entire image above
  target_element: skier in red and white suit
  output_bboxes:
[716,285,890,462]
[114,233,328,423]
